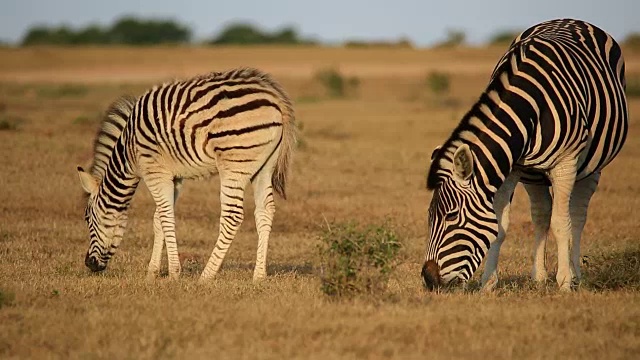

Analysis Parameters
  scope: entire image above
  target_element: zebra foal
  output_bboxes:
[422,19,628,291]
[77,68,296,282]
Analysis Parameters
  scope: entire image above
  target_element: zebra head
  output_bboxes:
[423,144,499,290]
[77,166,128,272]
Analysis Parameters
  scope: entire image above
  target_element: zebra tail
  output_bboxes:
[271,92,297,200]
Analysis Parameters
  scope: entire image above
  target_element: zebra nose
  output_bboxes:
[85,253,106,272]
[421,260,442,291]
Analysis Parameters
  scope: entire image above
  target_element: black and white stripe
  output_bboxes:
[422,19,628,291]
[77,68,297,281]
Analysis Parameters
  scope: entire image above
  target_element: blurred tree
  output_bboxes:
[488,30,521,45]
[21,17,191,46]
[210,23,269,45]
[73,25,110,45]
[434,29,466,48]
[624,33,640,49]
[270,27,299,44]
[22,25,75,45]
[209,23,314,45]
[109,17,191,45]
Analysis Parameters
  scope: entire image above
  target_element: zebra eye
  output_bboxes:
[445,211,459,222]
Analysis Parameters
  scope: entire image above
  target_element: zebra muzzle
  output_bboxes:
[421,260,442,291]
[85,253,106,272]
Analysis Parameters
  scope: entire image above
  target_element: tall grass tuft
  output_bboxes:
[318,221,402,298]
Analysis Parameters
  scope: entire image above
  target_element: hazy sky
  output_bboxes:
[1,0,638,45]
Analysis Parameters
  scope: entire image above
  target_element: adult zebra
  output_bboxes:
[422,19,628,291]
[77,68,296,282]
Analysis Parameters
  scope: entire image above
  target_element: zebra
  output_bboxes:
[77,67,296,282]
[422,18,628,291]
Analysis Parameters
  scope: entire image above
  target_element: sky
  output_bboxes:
[0,0,638,46]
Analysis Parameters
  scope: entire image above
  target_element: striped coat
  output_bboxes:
[78,68,296,281]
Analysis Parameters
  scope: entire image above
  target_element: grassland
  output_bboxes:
[0,45,639,359]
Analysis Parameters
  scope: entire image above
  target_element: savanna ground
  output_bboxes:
[1,45,639,359]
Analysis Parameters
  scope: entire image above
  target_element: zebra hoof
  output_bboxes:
[253,273,267,283]
[481,275,498,292]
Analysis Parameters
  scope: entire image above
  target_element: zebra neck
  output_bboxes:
[97,142,139,212]
[463,93,532,197]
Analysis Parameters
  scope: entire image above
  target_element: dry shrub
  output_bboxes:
[582,249,640,291]
[318,221,402,298]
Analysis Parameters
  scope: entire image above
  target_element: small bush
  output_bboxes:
[582,249,640,291]
[624,33,640,49]
[626,77,640,98]
[72,115,95,125]
[424,71,460,109]
[426,71,450,96]
[37,84,88,99]
[314,68,359,99]
[0,115,22,131]
[318,221,402,298]
[295,121,307,149]
[0,289,15,308]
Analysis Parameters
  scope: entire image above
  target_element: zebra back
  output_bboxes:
[89,95,136,180]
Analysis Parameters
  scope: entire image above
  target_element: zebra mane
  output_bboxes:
[427,38,524,190]
[89,95,137,180]
[426,106,480,190]
[196,67,293,100]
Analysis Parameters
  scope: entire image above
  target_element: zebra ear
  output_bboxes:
[430,146,442,161]
[452,144,474,182]
[77,166,98,195]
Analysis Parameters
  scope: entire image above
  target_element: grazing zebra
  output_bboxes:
[422,19,628,291]
[77,68,296,282]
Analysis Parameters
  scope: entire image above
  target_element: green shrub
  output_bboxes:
[318,221,402,298]
[426,71,450,96]
[0,289,15,308]
[626,77,640,98]
[0,115,22,131]
[314,68,359,99]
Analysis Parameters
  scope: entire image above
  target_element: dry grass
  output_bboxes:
[0,46,639,359]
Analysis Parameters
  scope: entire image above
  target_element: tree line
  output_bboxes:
[18,16,640,48]
[21,17,316,46]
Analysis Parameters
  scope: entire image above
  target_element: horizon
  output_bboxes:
[1,0,638,46]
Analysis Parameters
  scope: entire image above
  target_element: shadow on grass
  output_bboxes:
[218,262,315,277]
[173,253,316,278]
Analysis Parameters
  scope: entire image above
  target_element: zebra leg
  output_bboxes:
[146,178,183,281]
[523,184,552,283]
[146,175,181,279]
[569,172,600,282]
[548,160,578,291]
[251,157,278,282]
[199,173,249,281]
[481,172,519,291]
[147,209,165,281]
